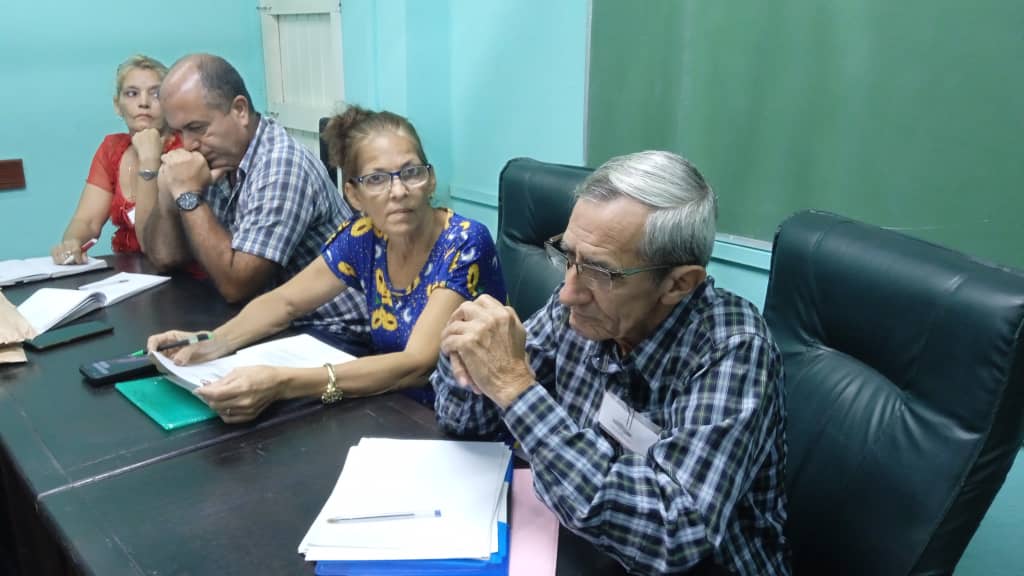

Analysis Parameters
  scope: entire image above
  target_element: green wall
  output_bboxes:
[588,0,1024,271]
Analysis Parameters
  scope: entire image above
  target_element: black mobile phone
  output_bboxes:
[25,321,113,351]
[80,354,157,386]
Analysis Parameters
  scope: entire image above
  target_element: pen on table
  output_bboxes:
[327,509,442,524]
[62,238,98,265]
[79,277,131,290]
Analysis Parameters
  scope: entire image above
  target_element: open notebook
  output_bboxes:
[0,256,107,286]
[16,272,170,334]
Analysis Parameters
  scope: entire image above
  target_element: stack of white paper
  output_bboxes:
[152,333,357,392]
[236,333,356,367]
[298,438,512,562]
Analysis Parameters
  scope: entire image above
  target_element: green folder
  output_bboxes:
[116,376,217,430]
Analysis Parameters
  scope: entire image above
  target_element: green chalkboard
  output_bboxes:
[588,0,1024,269]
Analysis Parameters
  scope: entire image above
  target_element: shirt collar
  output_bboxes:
[235,114,268,185]
[214,114,267,204]
[588,277,714,379]
[635,277,712,371]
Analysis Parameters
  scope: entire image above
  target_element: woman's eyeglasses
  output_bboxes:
[350,164,432,195]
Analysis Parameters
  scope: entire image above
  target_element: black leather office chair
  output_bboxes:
[497,158,1024,575]
[764,210,1024,575]
[319,116,338,186]
[497,158,589,318]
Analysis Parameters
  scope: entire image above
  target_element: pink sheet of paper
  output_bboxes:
[510,468,560,576]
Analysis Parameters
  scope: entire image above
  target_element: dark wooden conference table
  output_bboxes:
[0,255,625,575]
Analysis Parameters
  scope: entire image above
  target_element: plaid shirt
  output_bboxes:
[205,116,368,340]
[433,278,790,575]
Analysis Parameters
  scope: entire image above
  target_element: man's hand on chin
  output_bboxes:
[160,149,213,199]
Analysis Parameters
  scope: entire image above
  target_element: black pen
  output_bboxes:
[131,334,214,356]
[154,333,214,352]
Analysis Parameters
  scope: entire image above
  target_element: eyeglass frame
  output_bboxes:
[543,233,680,290]
[348,164,433,194]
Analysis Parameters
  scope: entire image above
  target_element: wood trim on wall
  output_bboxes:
[0,159,25,191]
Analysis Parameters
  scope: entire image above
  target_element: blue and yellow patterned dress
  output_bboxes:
[320,209,507,404]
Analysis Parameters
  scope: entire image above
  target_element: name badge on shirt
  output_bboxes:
[127,207,136,226]
[597,390,662,455]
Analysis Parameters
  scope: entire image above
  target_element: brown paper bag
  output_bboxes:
[0,290,37,364]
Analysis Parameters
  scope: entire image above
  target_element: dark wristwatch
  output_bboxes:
[139,169,158,181]
[175,191,203,212]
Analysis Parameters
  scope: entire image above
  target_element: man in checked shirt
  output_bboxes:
[433,150,790,575]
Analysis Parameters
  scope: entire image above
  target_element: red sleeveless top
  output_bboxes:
[86,133,183,253]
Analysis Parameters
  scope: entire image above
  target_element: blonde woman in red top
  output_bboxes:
[51,55,182,264]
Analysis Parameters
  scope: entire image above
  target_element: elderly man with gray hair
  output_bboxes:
[433,151,790,575]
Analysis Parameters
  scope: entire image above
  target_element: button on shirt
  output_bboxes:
[204,116,368,339]
[432,278,791,575]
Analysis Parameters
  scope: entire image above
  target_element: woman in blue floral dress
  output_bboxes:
[148,106,506,420]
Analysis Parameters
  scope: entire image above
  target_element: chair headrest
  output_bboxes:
[768,210,1024,404]
[318,117,337,186]
[497,158,591,318]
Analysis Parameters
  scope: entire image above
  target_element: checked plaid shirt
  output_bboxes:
[205,116,368,341]
[433,278,790,575]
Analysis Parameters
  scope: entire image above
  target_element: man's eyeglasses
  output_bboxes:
[544,234,677,291]
[349,164,432,195]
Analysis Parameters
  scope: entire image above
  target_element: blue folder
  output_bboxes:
[315,462,513,576]
[314,523,508,576]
